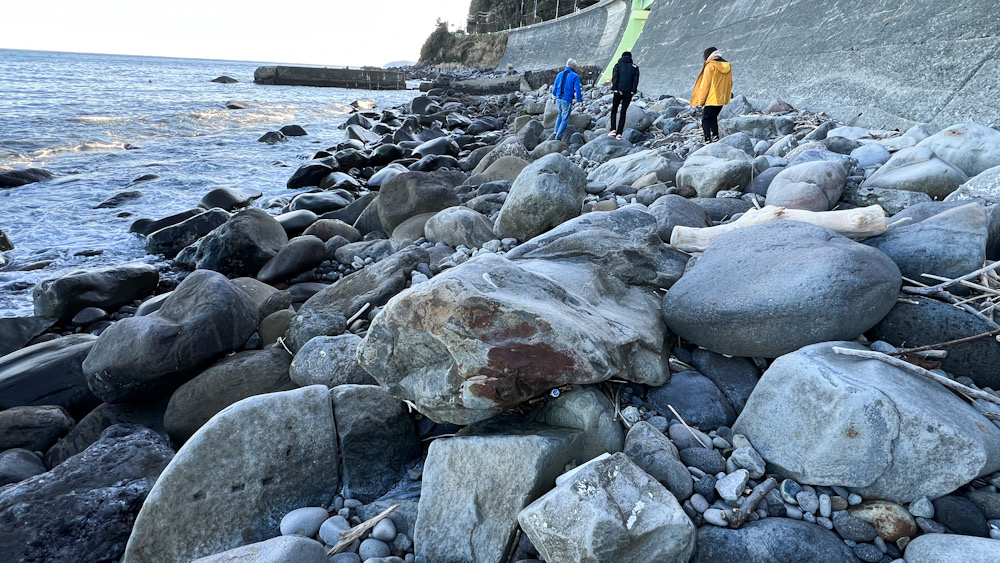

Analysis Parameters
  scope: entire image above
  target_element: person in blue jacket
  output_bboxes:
[551,58,583,140]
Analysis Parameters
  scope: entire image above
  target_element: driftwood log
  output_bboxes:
[670,204,887,253]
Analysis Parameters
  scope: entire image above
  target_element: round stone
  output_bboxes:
[372,518,397,542]
[780,479,802,504]
[690,493,710,513]
[703,508,729,526]
[331,553,361,563]
[796,490,820,515]
[359,538,390,560]
[853,543,883,563]
[279,507,330,538]
[319,515,352,545]
[908,496,934,518]
[820,494,832,518]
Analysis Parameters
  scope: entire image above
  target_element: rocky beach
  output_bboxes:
[3,66,1000,563]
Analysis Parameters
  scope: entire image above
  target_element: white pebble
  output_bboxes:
[819,494,832,518]
[848,493,863,506]
[703,508,729,526]
[372,518,397,542]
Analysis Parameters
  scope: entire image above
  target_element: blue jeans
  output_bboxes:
[554,98,572,140]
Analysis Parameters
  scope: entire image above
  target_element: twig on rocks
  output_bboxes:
[667,404,711,449]
[920,273,1000,298]
[901,276,996,323]
[327,504,398,555]
[888,329,1000,357]
[726,477,777,529]
[831,347,1000,408]
[904,261,1000,295]
[274,336,292,354]
[346,302,371,326]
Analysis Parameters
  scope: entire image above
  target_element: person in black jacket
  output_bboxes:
[609,51,639,139]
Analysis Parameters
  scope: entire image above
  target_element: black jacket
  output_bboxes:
[611,54,640,94]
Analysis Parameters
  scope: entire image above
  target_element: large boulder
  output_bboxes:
[917,122,1000,177]
[331,384,418,503]
[145,209,230,258]
[871,296,1000,389]
[733,342,1000,503]
[493,153,587,242]
[472,137,531,175]
[862,146,969,199]
[646,194,712,242]
[32,264,159,320]
[904,534,1000,563]
[518,452,696,563]
[0,425,173,563]
[0,167,53,188]
[662,221,900,358]
[0,405,74,452]
[255,235,327,284]
[948,164,1000,202]
[42,400,169,469]
[82,270,258,403]
[694,517,860,562]
[0,315,55,357]
[864,203,987,287]
[288,334,375,388]
[190,209,289,277]
[719,116,795,139]
[163,348,295,443]
[540,386,624,462]
[0,334,100,419]
[359,209,684,424]
[190,536,328,563]
[122,386,339,563]
[674,144,754,197]
[285,246,428,352]
[765,161,847,211]
[579,135,634,163]
[415,424,583,563]
[376,170,462,234]
[481,155,529,183]
[587,149,682,188]
[424,205,498,249]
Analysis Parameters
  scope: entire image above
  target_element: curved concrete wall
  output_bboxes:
[497,0,632,73]
[629,0,1000,128]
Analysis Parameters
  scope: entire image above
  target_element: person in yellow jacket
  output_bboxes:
[691,47,733,142]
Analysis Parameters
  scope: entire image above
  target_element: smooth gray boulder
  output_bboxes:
[662,221,900,358]
[163,348,295,443]
[255,234,326,284]
[864,202,987,286]
[647,370,736,429]
[0,405,74,452]
[493,153,587,241]
[904,533,1000,563]
[675,143,754,197]
[0,448,46,486]
[0,315,55,357]
[122,386,339,563]
[285,246,428,352]
[331,385,418,503]
[694,517,860,562]
[146,209,230,258]
[289,334,375,388]
[415,424,583,563]
[376,170,462,234]
[842,185,933,214]
[360,208,683,424]
[863,146,969,199]
[199,187,261,211]
[424,206,498,249]
[0,334,100,419]
[540,386,624,461]
[646,193,712,242]
[765,160,847,211]
[917,122,1000,177]
[871,296,1000,388]
[190,208,289,277]
[623,422,693,501]
[518,452,696,563]
[190,536,329,563]
[0,425,173,563]
[586,149,682,188]
[481,155,529,184]
[851,142,891,169]
[579,135,633,163]
[472,137,531,175]
[733,342,1000,503]
[82,269,258,403]
[720,116,795,139]
[32,263,159,320]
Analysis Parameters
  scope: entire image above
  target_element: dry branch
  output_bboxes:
[327,504,398,555]
[670,205,887,253]
[727,477,777,529]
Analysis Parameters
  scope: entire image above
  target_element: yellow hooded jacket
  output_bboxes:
[691,58,733,107]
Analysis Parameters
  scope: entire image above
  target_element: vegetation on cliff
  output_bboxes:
[418,20,509,69]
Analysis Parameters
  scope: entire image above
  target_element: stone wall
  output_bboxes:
[628,0,1000,128]
[497,0,632,75]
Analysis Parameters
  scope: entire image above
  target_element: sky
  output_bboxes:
[0,0,472,67]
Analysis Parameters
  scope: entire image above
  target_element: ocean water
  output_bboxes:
[0,49,419,317]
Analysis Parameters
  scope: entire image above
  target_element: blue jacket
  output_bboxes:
[552,67,582,102]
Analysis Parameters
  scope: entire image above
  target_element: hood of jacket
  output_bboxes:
[707,59,731,74]
[617,53,633,64]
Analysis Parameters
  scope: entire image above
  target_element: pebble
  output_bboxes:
[668,423,712,449]
[703,508,729,527]
[690,493,710,513]
[831,496,849,511]
[621,406,641,425]
[853,543,883,562]
[819,494,832,518]
[833,512,879,542]
[817,516,834,530]
[803,512,816,524]
[359,538,390,560]
[848,493,863,506]
[647,415,668,432]
[372,518,397,542]
[730,433,751,448]
[678,447,727,475]
[780,479,802,504]
[785,505,803,520]
[344,498,363,509]
[331,554,361,563]
[915,516,948,534]
[715,469,749,505]
[693,474,717,501]
[393,532,413,552]
[908,496,934,518]
[712,436,731,449]
[731,446,766,478]
[320,515,352,545]
[873,536,888,553]
[796,490,820,515]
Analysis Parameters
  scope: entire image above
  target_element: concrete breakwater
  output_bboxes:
[496,0,1000,129]
[254,66,406,90]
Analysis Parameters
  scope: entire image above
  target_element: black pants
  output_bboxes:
[702,105,722,141]
[610,91,633,133]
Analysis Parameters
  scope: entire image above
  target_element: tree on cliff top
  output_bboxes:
[420,19,456,63]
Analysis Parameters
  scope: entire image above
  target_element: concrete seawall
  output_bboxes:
[497,0,632,73]
[629,0,1000,129]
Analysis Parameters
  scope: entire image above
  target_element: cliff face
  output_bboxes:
[482,0,1000,129]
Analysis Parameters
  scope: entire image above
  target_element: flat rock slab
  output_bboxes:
[733,342,1000,503]
[122,385,339,563]
[415,424,582,563]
